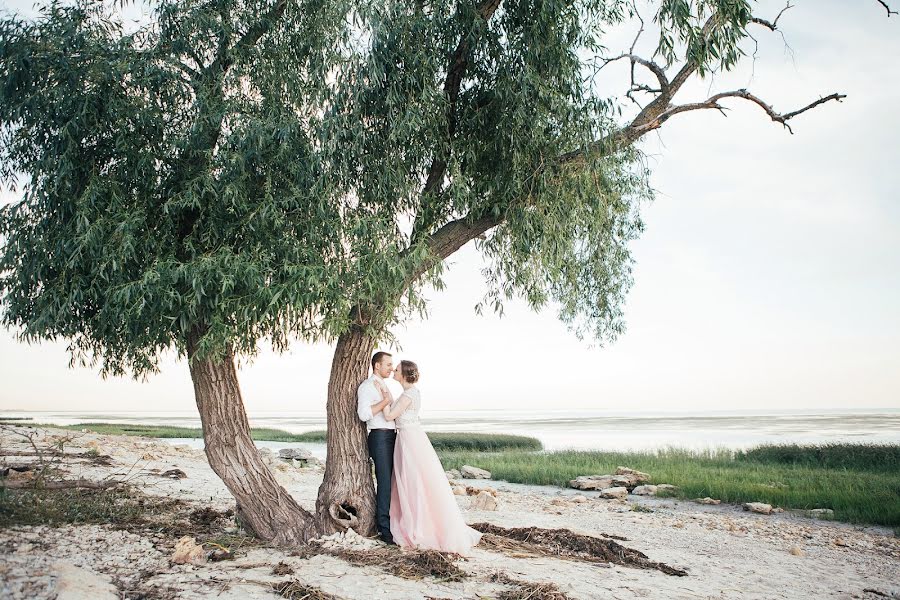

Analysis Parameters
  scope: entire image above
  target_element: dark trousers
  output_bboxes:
[367,428,396,541]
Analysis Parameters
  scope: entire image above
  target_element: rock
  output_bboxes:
[569,475,628,491]
[470,490,498,511]
[278,448,314,461]
[789,546,804,556]
[460,465,492,479]
[631,485,658,496]
[805,508,835,520]
[52,561,119,600]
[159,468,187,479]
[452,485,467,496]
[445,469,461,480]
[693,497,721,505]
[550,497,568,506]
[172,536,206,565]
[654,484,678,495]
[615,466,651,483]
[743,502,773,515]
[570,494,589,503]
[466,486,496,497]
[599,487,629,500]
[833,537,849,547]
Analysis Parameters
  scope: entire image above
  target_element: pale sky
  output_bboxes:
[1,1,898,414]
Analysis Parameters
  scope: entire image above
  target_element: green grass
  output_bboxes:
[2,422,322,443]
[1,422,542,451]
[437,444,900,528]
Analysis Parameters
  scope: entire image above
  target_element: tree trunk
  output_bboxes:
[186,329,317,546]
[315,324,378,535]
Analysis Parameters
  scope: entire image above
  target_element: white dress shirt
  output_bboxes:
[357,374,396,430]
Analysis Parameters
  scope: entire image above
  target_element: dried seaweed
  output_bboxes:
[273,579,342,600]
[321,546,467,581]
[473,523,687,576]
[491,571,574,600]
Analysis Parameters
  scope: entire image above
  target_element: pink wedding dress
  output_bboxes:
[389,387,482,554]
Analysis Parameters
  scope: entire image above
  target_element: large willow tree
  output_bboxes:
[1,0,893,544]
[311,0,895,536]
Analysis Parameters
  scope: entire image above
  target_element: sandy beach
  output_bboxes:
[1,425,898,600]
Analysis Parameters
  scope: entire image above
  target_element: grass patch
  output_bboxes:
[2,422,320,443]
[1,421,541,450]
[438,444,900,528]
[257,430,542,451]
[0,485,180,528]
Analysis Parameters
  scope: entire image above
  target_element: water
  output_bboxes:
[3,408,899,454]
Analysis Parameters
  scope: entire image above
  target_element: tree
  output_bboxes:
[0,0,358,545]
[311,0,896,536]
[1,0,893,546]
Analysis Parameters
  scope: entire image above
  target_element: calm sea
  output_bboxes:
[3,408,898,459]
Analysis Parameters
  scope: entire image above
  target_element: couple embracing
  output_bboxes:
[357,352,482,554]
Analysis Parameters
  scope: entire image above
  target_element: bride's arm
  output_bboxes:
[382,393,413,421]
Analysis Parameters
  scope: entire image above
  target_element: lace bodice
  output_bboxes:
[394,387,421,428]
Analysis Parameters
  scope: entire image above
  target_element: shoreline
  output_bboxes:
[1,424,898,599]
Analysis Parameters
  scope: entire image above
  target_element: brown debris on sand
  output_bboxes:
[319,546,468,581]
[273,579,342,600]
[473,523,688,576]
[491,571,574,600]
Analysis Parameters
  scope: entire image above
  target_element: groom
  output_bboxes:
[357,351,396,544]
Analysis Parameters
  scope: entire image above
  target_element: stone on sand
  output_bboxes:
[470,490,498,511]
[460,465,492,479]
[171,536,206,565]
[743,502,773,515]
[599,487,629,500]
[631,485,658,496]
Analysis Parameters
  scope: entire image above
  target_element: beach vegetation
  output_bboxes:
[438,444,900,527]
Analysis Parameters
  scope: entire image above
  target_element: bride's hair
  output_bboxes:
[399,360,419,383]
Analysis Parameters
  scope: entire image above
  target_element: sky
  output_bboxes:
[1,0,898,414]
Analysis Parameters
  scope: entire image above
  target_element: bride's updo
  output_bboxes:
[399,360,419,383]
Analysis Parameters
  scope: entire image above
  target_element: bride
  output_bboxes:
[378,360,482,554]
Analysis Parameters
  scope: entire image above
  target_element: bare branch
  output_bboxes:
[750,2,793,31]
[602,53,670,91]
[876,0,897,17]
[654,89,845,134]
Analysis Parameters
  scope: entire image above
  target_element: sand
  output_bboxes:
[1,425,897,600]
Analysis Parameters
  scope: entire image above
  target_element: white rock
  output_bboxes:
[452,485,467,496]
[599,486,629,500]
[470,490,498,510]
[52,561,119,600]
[445,469,461,480]
[278,448,314,460]
[743,502,773,515]
[654,484,678,495]
[570,494,589,503]
[693,497,721,505]
[460,465,492,479]
[806,508,835,519]
[631,485,658,496]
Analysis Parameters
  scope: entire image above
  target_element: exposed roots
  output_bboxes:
[473,523,688,576]
[491,571,574,600]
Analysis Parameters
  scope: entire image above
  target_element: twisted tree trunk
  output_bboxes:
[315,323,379,535]
[187,328,317,546]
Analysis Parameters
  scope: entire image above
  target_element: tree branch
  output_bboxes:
[750,2,793,31]
[653,90,846,134]
[876,0,897,17]
[206,0,288,75]
[413,0,501,241]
